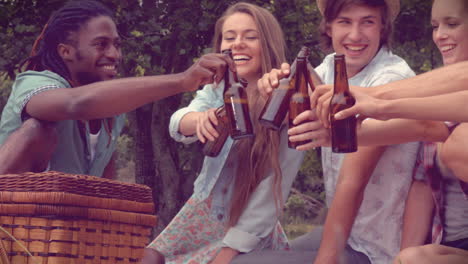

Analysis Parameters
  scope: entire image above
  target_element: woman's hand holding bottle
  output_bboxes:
[196,108,220,143]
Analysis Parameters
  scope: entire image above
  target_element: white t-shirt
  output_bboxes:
[89,130,100,161]
[316,47,421,264]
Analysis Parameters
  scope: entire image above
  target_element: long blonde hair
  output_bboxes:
[212,2,287,226]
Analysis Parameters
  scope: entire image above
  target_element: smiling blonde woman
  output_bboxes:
[141,3,307,264]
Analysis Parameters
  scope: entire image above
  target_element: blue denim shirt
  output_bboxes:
[169,82,305,252]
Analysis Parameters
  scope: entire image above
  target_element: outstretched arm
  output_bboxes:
[374,61,468,100]
[334,90,468,123]
[378,91,468,122]
[356,118,449,146]
[288,116,449,151]
[313,61,468,125]
[26,53,234,121]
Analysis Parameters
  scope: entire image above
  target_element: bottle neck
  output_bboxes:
[224,68,240,93]
[295,58,308,94]
[306,62,319,92]
[287,58,298,82]
[222,49,238,93]
[290,45,310,91]
[333,57,350,93]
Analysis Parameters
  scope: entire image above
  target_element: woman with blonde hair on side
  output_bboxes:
[393,0,468,262]
[141,2,305,264]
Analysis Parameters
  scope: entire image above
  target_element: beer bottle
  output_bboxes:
[330,54,357,153]
[202,106,230,157]
[288,47,314,149]
[223,50,254,139]
[202,49,235,157]
[259,48,309,130]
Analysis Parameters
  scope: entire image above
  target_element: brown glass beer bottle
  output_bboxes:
[259,47,309,130]
[288,47,313,149]
[202,106,230,157]
[330,54,357,153]
[223,50,254,139]
[202,49,235,157]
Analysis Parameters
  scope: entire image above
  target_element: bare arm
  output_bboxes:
[178,109,221,143]
[377,91,468,122]
[314,61,468,126]
[395,244,468,264]
[26,53,234,121]
[374,61,468,100]
[210,247,239,264]
[288,116,449,150]
[101,152,117,180]
[400,180,434,249]
[0,119,56,174]
[357,119,449,146]
[332,89,468,123]
[314,146,385,264]
[440,124,468,183]
[178,112,202,136]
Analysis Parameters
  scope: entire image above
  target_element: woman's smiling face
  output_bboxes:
[432,0,468,65]
[220,12,262,83]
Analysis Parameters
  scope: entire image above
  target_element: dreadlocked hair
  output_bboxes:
[21,0,114,81]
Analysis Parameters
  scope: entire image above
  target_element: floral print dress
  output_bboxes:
[148,195,289,264]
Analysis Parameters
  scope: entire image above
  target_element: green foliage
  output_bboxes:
[296,151,325,205]
[0,0,436,76]
[0,76,12,113]
[393,0,442,73]
[0,0,64,79]
[284,193,314,220]
[271,0,324,64]
[116,133,135,170]
[282,150,325,230]
[282,221,315,240]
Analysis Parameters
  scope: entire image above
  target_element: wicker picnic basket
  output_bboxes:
[0,171,157,264]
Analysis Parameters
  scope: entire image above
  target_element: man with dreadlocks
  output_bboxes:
[0,0,234,177]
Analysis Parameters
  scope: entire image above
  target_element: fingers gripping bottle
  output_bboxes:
[289,47,318,148]
[202,106,230,157]
[202,49,254,157]
[223,49,254,139]
[259,48,309,130]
